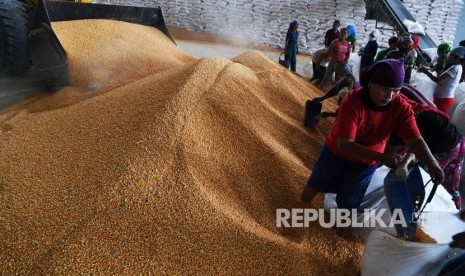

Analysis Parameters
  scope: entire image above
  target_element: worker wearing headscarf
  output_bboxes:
[347,24,357,52]
[386,33,417,84]
[434,43,451,76]
[284,20,299,72]
[359,29,380,74]
[302,59,444,211]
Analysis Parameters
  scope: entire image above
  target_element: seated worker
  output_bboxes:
[310,48,331,84]
[386,99,465,209]
[313,73,359,117]
[301,59,444,217]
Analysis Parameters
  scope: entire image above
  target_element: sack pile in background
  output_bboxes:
[93,0,462,53]
[402,0,463,46]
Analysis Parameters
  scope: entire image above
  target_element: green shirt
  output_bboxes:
[375,49,390,62]
[347,36,356,44]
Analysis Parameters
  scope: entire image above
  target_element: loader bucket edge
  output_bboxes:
[27,0,177,90]
[28,0,69,89]
[44,1,177,45]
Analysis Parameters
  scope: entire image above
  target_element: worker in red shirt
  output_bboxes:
[301,59,444,212]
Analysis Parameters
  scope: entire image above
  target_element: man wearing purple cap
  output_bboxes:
[301,59,444,232]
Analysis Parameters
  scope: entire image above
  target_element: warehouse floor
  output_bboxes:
[170,26,312,75]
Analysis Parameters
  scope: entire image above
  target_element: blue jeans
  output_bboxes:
[286,49,297,72]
